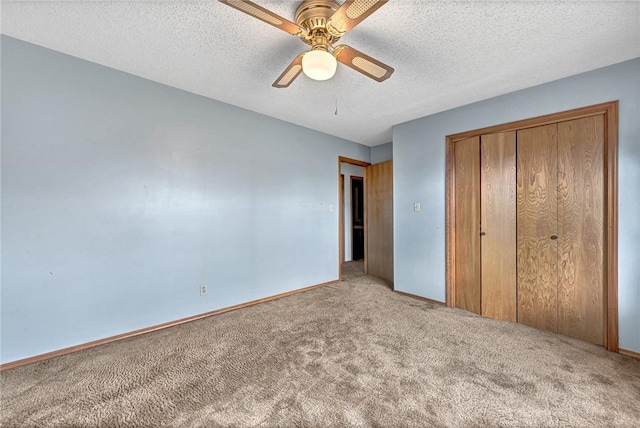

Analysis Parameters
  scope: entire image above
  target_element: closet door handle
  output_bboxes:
[550,235,558,240]
[480,232,486,236]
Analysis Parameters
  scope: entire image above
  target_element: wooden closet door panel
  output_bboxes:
[365,160,393,283]
[481,132,517,322]
[517,124,558,333]
[454,136,481,314]
[557,116,605,345]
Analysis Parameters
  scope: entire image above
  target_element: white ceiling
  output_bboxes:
[2,1,639,146]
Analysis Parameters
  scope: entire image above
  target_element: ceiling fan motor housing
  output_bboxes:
[295,0,342,49]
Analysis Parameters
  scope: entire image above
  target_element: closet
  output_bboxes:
[446,102,618,350]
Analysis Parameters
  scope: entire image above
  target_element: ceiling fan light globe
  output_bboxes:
[302,50,337,81]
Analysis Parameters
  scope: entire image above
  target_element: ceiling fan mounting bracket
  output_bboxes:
[307,29,333,52]
[295,0,342,45]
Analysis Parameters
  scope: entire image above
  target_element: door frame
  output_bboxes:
[339,174,345,265]
[445,101,619,351]
[338,156,371,279]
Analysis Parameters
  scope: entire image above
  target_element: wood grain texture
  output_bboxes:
[448,101,616,143]
[454,136,481,314]
[605,102,619,351]
[445,101,618,351]
[481,132,517,322]
[557,116,605,345]
[365,160,394,283]
[446,137,456,307]
[517,124,558,333]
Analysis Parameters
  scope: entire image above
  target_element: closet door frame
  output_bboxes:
[445,101,619,352]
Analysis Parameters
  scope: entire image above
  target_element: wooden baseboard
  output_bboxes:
[394,290,446,306]
[0,279,339,371]
[619,348,640,360]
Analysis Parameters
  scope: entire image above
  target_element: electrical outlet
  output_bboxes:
[200,284,207,296]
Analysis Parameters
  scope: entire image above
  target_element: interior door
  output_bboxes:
[454,137,481,314]
[557,115,605,345]
[481,132,517,322]
[516,124,558,332]
[446,102,617,350]
[517,124,558,333]
[365,160,393,283]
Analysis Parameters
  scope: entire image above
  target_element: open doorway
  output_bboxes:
[351,176,364,261]
[338,157,370,279]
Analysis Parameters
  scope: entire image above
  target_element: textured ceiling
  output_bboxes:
[2,1,639,146]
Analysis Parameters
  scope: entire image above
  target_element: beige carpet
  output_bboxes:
[1,262,639,427]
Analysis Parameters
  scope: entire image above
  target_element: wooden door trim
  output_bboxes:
[339,174,345,265]
[448,101,618,142]
[446,139,457,307]
[605,102,619,352]
[339,156,370,167]
[445,101,619,351]
[338,156,371,279]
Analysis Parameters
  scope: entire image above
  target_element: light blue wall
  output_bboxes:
[393,58,640,353]
[0,36,370,364]
[371,142,392,164]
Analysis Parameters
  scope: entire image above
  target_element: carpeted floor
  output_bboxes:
[1,262,639,427]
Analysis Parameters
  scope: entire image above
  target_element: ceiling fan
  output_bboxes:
[219,0,394,88]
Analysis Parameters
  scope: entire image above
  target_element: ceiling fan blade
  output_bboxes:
[272,53,305,88]
[219,0,303,36]
[333,45,394,82]
[327,0,388,35]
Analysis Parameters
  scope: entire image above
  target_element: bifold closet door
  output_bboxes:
[557,116,605,345]
[480,132,517,322]
[517,124,558,333]
[454,136,481,314]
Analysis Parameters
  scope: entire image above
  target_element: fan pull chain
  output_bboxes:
[334,98,339,116]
